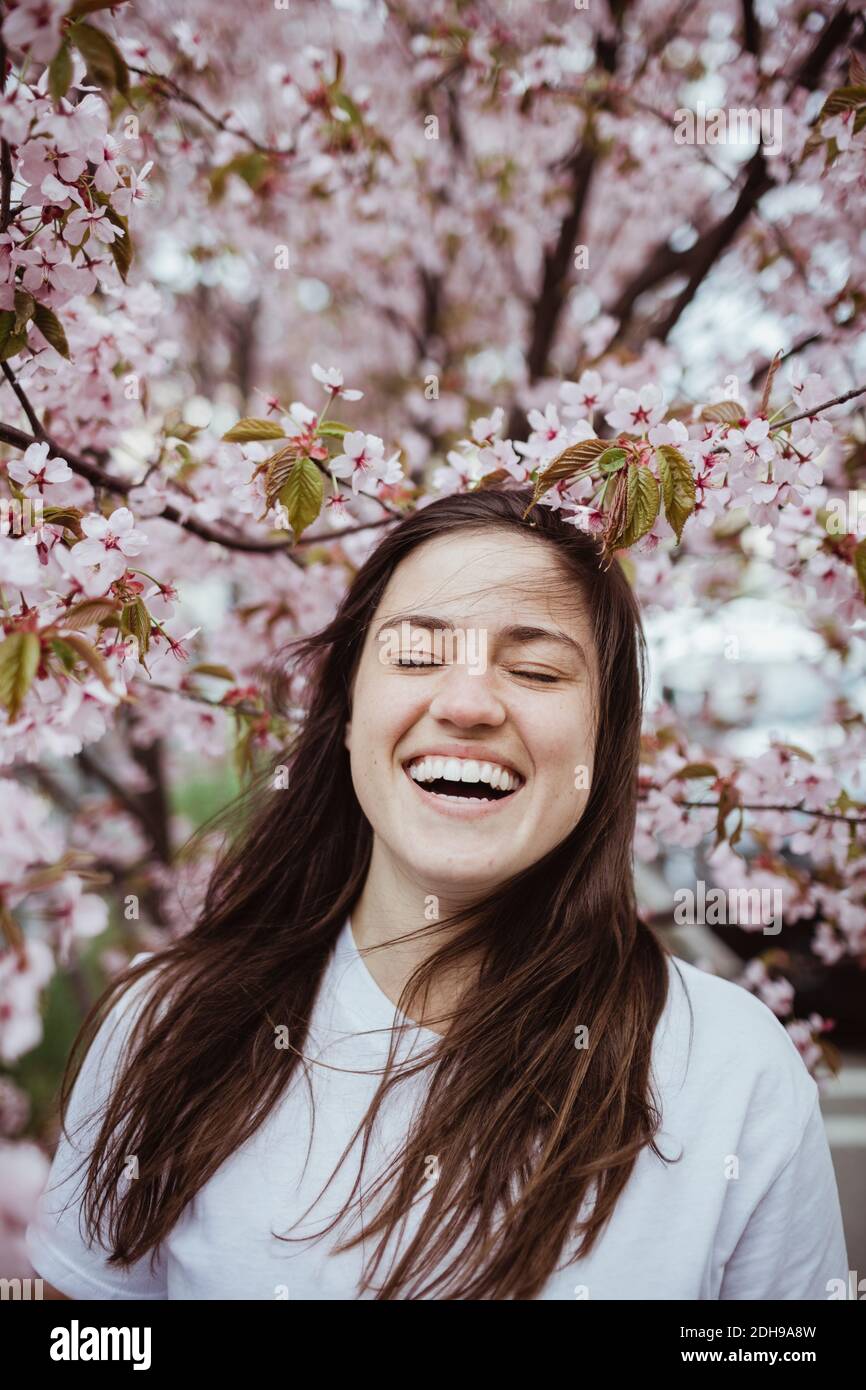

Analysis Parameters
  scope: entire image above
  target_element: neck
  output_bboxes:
[349,842,483,1036]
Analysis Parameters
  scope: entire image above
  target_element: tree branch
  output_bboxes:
[675,798,866,825]
[786,2,858,98]
[0,388,398,559]
[773,383,866,428]
[126,64,298,158]
[741,0,761,57]
[0,37,11,236]
[603,6,861,351]
[644,151,774,344]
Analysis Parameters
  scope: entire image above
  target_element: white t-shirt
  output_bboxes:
[26,918,849,1300]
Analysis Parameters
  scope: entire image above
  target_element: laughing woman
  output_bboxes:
[27,485,848,1300]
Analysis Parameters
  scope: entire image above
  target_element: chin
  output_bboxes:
[404,856,511,895]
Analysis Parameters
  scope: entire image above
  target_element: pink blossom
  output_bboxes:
[7,441,71,494]
[329,431,403,495]
[110,160,154,217]
[311,363,363,401]
[0,537,40,585]
[65,202,121,246]
[470,407,505,445]
[0,1139,50,1277]
[560,370,612,420]
[76,507,148,564]
[323,490,352,526]
[726,417,775,468]
[1,0,63,65]
[605,384,666,435]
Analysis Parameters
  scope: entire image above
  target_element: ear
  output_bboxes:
[344,720,352,752]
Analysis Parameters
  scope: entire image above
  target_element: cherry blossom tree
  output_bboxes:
[1,0,865,1274]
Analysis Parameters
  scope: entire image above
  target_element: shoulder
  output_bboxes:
[75,952,165,1093]
[98,951,161,1033]
[654,952,819,1131]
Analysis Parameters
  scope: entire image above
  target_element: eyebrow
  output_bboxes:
[374,613,588,666]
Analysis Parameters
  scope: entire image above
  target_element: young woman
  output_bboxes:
[27,485,848,1300]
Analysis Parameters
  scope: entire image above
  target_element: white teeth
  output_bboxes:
[406,755,522,790]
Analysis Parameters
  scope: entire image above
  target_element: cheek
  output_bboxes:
[532,705,596,798]
[352,671,417,759]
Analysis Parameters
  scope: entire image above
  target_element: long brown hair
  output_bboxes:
[59,483,676,1299]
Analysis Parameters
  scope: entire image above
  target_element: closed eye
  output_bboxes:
[392,659,560,683]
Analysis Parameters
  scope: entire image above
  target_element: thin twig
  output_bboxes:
[126,64,297,158]
[772,384,866,430]
[0,36,11,235]
[1,362,45,436]
[673,798,866,826]
[0,397,398,556]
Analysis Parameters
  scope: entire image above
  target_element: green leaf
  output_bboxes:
[68,0,132,15]
[222,418,287,443]
[855,537,866,600]
[102,204,133,281]
[820,85,866,118]
[617,464,660,549]
[278,457,324,538]
[33,303,70,358]
[714,782,741,848]
[166,420,202,443]
[700,400,746,424]
[61,597,123,629]
[0,631,41,722]
[69,20,129,96]
[597,446,628,473]
[121,599,152,661]
[657,444,696,543]
[773,742,815,763]
[42,505,84,537]
[0,295,35,361]
[0,309,28,360]
[672,763,719,780]
[48,41,74,102]
[51,637,78,672]
[13,288,37,334]
[190,663,236,681]
[208,152,271,202]
[526,437,610,514]
[473,468,512,490]
[55,631,113,689]
[265,444,301,506]
[315,421,351,438]
[332,91,363,125]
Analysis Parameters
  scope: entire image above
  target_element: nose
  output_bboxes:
[426,662,507,728]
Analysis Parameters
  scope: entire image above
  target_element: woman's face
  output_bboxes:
[344,529,599,901]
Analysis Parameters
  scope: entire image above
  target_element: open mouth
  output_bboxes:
[411,778,513,803]
[401,757,524,805]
